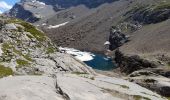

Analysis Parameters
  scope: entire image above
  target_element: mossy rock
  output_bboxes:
[72,71,88,75]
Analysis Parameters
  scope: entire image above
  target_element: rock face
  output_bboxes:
[109,27,129,50]
[126,4,170,24]
[0,16,94,76]
[115,49,156,74]
[128,70,170,97]
[8,3,40,23]
[114,49,170,97]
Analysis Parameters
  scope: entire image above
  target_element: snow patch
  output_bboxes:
[48,22,69,29]
[37,1,46,5]
[59,47,95,61]
[104,41,110,45]
[42,23,46,26]
[31,0,46,5]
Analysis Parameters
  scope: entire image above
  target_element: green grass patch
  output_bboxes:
[13,48,33,62]
[167,62,170,67]
[46,47,55,54]
[72,71,88,75]
[154,3,170,10]
[167,97,170,100]
[16,59,30,67]
[133,95,151,100]
[7,19,46,41]
[23,54,33,61]
[20,22,46,41]
[120,85,129,89]
[0,64,13,78]
[2,43,13,57]
[2,43,12,51]
[26,34,34,39]
[90,77,95,80]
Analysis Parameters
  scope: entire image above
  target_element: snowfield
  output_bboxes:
[59,47,95,61]
[48,22,69,29]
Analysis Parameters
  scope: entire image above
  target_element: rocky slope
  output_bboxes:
[0,15,168,100]
[7,0,170,54]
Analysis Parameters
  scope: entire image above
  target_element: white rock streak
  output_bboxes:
[0,45,3,56]
[48,22,69,29]
[59,47,94,61]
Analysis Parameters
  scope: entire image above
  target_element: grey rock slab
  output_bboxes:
[57,74,167,100]
[0,76,64,100]
[50,52,95,74]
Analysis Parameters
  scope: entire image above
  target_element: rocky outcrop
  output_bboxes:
[114,49,170,97]
[8,3,40,23]
[128,70,170,97]
[115,49,156,74]
[125,3,170,24]
[109,27,129,50]
[0,16,95,77]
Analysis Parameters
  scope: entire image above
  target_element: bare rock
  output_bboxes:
[128,70,170,97]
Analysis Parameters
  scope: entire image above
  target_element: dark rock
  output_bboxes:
[115,49,156,74]
[128,70,170,97]
[159,86,170,97]
[109,27,129,50]
[126,5,170,24]
[8,3,40,23]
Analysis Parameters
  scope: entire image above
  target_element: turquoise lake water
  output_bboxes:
[84,53,115,71]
